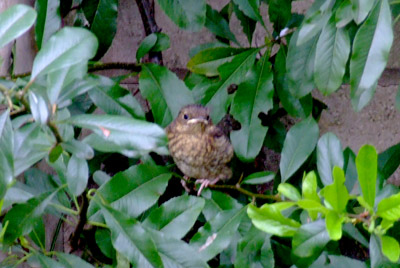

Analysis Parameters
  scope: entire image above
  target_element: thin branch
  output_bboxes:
[89,62,141,73]
[48,121,64,144]
[208,184,281,201]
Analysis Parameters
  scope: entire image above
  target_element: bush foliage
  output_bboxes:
[0,0,400,267]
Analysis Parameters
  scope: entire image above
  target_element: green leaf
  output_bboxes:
[247,204,300,237]
[147,228,209,268]
[231,55,273,161]
[205,5,238,44]
[0,4,37,49]
[336,0,353,28]
[344,147,358,193]
[82,0,118,59]
[28,91,49,125]
[377,192,400,221]
[3,190,59,245]
[274,46,312,118]
[95,228,115,259]
[370,234,395,268]
[29,218,45,250]
[314,16,350,95]
[350,0,393,111]
[302,171,319,202]
[35,0,61,50]
[61,139,94,160]
[201,189,243,221]
[325,211,344,240]
[37,254,64,267]
[356,144,377,209]
[136,33,170,62]
[232,0,264,27]
[87,164,171,221]
[378,143,400,185]
[187,47,246,77]
[242,171,275,185]
[287,29,318,98]
[156,0,206,31]
[317,133,344,186]
[310,254,368,267]
[55,252,95,268]
[97,200,164,268]
[235,227,274,268]
[268,0,291,32]
[190,206,247,261]
[67,114,168,157]
[31,27,98,80]
[280,117,319,181]
[350,0,375,24]
[380,235,400,263]
[233,3,256,45]
[66,154,88,196]
[278,183,301,201]
[49,144,63,163]
[0,110,14,200]
[292,220,330,262]
[139,63,194,127]
[143,195,205,239]
[297,199,328,215]
[320,166,349,212]
[205,48,259,122]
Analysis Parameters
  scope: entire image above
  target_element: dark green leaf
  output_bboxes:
[247,204,300,237]
[31,27,98,80]
[29,218,45,250]
[343,147,358,193]
[205,5,238,44]
[242,171,275,185]
[136,33,170,62]
[55,252,95,267]
[336,0,353,28]
[97,200,164,268]
[356,144,377,209]
[49,144,63,163]
[314,16,350,95]
[317,132,344,186]
[0,4,37,49]
[280,117,319,181]
[0,110,13,200]
[350,0,393,111]
[95,228,116,259]
[310,254,368,267]
[156,0,206,31]
[139,63,194,127]
[143,195,205,239]
[67,114,168,157]
[66,154,88,196]
[268,0,291,32]
[87,164,171,221]
[378,143,400,185]
[231,55,274,162]
[35,0,61,50]
[351,0,375,24]
[201,189,242,221]
[233,3,256,44]
[190,206,247,261]
[232,0,264,27]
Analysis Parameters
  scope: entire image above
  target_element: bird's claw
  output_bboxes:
[196,178,220,196]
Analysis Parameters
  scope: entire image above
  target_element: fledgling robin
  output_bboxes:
[166,104,234,195]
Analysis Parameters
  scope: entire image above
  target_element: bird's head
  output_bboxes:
[172,104,212,133]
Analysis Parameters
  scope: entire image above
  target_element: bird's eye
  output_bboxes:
[183,114,188,120]
[206,115,210,120]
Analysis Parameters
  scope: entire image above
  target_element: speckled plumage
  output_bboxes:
[166,105,234,183]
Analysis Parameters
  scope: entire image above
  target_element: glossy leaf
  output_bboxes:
[280,117,319,181]
[98,200,164,268]
[139,63,194,127]
[31,27,98,80]
[320,166,349,212]
[336,0,353,28]
[55,252,95,268]
[66,154,88,196]
[242,171,275,185]
[344,147,358,193]
[278,183,301,201]
[28,91,49,125]
[370,234,393,268]
[67,114,168,157]
[247,204,300,237]
[292,220,330,261]
[0,4,37,49]
[61,139,94,160]
[205,5,238,44]
[287,30,318,98]
[231,55,273,161]
[378,143,400,185]
[317,132,344,186]
[136,33,170,62]
[314,17,350,95]
[0,111,14,200]
[377,192,400,221]
[325,211,344,240]
[204,48,259,122]
[232,0,264,27]
[350,0,393,111]
[356,144,377,209]
[233,3,256,44]
[201,189,243,221]
[190,206,247,261]
[3,190,58,245]
[87,164,171,221]
[302,171,319,202]
[143,195,205,239]
[351,0,375,24]
[187,47,246,77]
[380,235,400,262]
[35,0,61,50]
[156,0,206,31]
[82,0,118,59]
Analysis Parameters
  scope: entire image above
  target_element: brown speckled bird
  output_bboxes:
[166,104,234,195]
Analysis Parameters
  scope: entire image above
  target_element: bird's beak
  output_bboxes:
[187,118,208,124]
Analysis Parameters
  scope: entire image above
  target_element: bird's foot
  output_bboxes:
[181,176,191,193]
[195,178,220,196]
